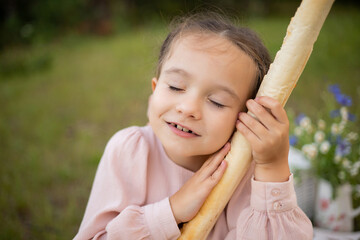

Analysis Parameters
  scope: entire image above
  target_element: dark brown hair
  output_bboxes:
[156,12,271,99]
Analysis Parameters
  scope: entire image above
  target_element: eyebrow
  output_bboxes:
[164,67,240,100]
[163,67,192,78]
[215,85,240,101]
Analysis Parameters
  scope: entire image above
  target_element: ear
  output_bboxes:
[151,77,158,92]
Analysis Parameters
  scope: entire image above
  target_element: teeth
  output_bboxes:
[182,127,190,133]
[169,122,193,134]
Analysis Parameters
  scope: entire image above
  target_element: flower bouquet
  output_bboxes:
[289,84,360,232]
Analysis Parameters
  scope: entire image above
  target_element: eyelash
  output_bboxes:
[169,85,225,108]
[169,86,183,92]
[209,99,225,108]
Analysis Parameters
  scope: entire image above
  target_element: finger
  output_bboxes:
[207,160,227,186]
[209,142,230,168]
[236,119,262,145]
[200,143,230,176]
[203,142,230,165]
[254,96,288,124]
[246,99,278,129]
[238,112,267,140]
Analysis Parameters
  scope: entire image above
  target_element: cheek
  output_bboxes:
[149,89,171,116]
[148,93,161,118]
[208,110,237,139]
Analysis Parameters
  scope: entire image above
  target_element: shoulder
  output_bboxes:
[101,126,159,168]
[105,126,152,155]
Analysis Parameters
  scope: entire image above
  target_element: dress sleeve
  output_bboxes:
[233,174,313,240]
[73,127,180,240]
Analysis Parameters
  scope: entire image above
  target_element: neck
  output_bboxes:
[166,150,209,172]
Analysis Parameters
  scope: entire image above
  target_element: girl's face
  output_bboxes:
[148,34,257,171]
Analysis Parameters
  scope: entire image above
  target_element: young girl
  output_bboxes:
[74,13,313,240]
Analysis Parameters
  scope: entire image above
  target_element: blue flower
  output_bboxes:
[289,135,298,146]
[328,84,341,95]
[335,93,352,106]
[335,138,351,157]
[330,109,340,118]
[348,113,356,121]
[295,113,306,125]
[331,108,356,121]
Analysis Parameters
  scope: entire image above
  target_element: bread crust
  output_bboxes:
[179,0,334,239]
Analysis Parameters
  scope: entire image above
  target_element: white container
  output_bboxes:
[314,227,360,240]
[289,146,317,219]
[315,179,360,232]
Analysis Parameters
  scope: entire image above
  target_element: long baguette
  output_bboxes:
[179,0,334,239]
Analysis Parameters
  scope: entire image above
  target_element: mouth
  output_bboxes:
[166,122,200,136]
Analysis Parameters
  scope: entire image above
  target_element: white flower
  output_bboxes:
[305,124,314,134]
[346,132,359,141]
[353,161,360,177]
[354,161,360,170]
[350,167,358,177]
[317,119,326,130]
[320,141,331,154]
[294,126,303,136]
[314,131,325,143]
[334,155,342,164]
[331,123,341,135]
[302,143,318,160]
[300,117,311,128]
[342,158,351,169]
[338,121,346,133]
[340,107,348,121]
[338,171,346,180]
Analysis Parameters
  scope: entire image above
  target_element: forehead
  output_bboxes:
[161,34,257,102]
[163,33,257,76]
[168,33,244,62]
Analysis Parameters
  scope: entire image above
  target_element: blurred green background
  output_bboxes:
[1,0,359,239]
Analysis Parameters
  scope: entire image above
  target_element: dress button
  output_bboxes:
[273,201,283,210]
[271,188,281,196]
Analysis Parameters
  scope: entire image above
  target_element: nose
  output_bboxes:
[175,95,202,119]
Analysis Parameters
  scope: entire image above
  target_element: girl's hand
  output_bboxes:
[169,143,230,224]
[236,96,290,182]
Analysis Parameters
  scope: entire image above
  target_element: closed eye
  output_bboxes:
[169,86,183,92]
[209,99,225,108]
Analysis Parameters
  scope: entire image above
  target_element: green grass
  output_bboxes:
[0,7,359,239]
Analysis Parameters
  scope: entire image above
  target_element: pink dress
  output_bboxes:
[74,126,313,240]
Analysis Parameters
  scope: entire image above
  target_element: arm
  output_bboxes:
[234,174,313,240]
[170,144,230,224]
[215,162,312,240]
[233,96,312,239]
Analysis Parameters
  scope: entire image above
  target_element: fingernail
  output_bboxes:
[247,100,254,106]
